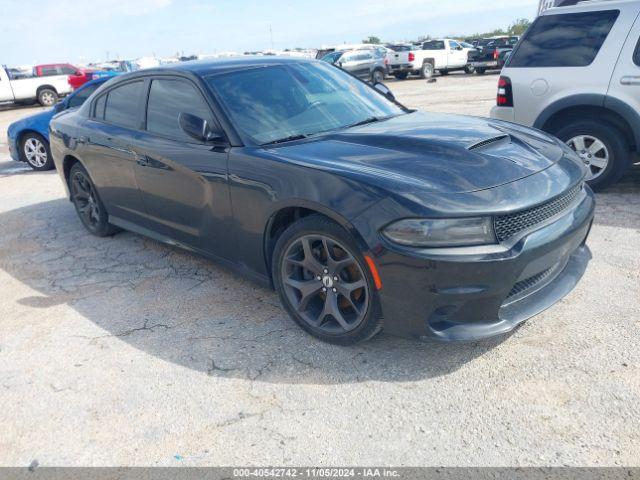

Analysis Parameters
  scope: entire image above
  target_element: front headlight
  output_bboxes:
[382,217,496,247]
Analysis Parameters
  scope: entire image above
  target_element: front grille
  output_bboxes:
[494,184,582,243]
[507,267,554,299]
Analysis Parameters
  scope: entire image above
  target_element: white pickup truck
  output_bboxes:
[0,66,72,107]
[388,39,475,79]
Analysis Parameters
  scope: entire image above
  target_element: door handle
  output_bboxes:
[620,76,640,86]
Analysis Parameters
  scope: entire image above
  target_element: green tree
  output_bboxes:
[508,18,531,36]
[362,36,381,44]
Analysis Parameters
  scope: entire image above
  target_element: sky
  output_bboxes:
[1,0,539,66]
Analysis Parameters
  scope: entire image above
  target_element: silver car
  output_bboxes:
[491,0,640,190]
[321,49,387,83]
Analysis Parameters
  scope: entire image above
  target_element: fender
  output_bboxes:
[263,198,376,286]
[264,198,373,250]
[533,94,606,130]
[534,94,640,149]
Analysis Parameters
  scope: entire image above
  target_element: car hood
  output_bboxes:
[269,111,565,194]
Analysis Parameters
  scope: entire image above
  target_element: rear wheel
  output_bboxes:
[69,163,120,237]
[464,65,475,74]
[476,67,486,75]
[21,132,54,171]
[273,215,383,345]
[371,68,385,84]
[555,120,630,191]
[393,72,408,80]
[37,88,58,107]
[419,62,434,79]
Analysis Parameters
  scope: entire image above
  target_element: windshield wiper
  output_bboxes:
[344,117,381,129]
[261,134,307,146]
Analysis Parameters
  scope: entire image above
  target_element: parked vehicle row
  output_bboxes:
[468,36,519,74]
[0,65,72,107]
[7,77,111,170]
[387,38,477,79]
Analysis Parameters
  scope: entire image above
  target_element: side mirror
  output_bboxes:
[457,46,463,51]
[178,112,224,143]
[373,82,395,101]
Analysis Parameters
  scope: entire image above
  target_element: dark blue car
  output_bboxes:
[7,77,112,171]
[49,58,594,345]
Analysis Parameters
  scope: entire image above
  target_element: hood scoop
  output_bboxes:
[468,134,511,151]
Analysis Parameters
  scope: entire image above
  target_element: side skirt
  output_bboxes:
[109,215,273,289]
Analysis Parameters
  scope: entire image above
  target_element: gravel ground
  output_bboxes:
[0,73,639,467]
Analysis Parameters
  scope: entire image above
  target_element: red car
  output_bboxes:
[67,68,97,90]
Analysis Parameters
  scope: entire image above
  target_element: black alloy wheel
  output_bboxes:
[273,216,382,345]
[69,163,119,237]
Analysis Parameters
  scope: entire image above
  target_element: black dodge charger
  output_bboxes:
[49,57,594,345]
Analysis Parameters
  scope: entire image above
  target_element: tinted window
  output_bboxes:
[61,65,77,75]
[509,10,619,67]
[387,44,412,52]
[449,41,460,49]
[68,83,101,108]
[146,79,213,141]
[423,40,445,50]
[321,52,342,64]
[94,94,107,119]
[634,37,640,66]
[104,81,144,128]
[40,67,59,76]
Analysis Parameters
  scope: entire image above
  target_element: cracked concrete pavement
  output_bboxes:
[0,74,639,467]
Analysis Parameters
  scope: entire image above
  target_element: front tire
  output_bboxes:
[20,132,54,171]
[38,88,58,107]
[476,67,486,75]
[69,163,120,237]
[464,65,475,74]
[272,215,383,345]
[393,72,408,80]
[554,120,630,191]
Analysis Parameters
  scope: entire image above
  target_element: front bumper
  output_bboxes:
[7,135,20,162]
[371,186,595,341]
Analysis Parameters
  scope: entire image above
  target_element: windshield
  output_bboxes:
[206,61,404,145]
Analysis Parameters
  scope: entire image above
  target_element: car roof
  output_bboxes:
[546,0,640,13]
[121,56,316,79]
[100,57,324,89]
[36,63,75,67]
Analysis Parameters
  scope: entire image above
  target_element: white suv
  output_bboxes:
[491,0,640,189]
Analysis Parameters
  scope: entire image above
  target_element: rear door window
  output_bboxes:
[423,40,445,50]
[103,81,144,128]
[508,10,619,67]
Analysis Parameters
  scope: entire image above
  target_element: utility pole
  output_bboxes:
[270,24,274,50]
